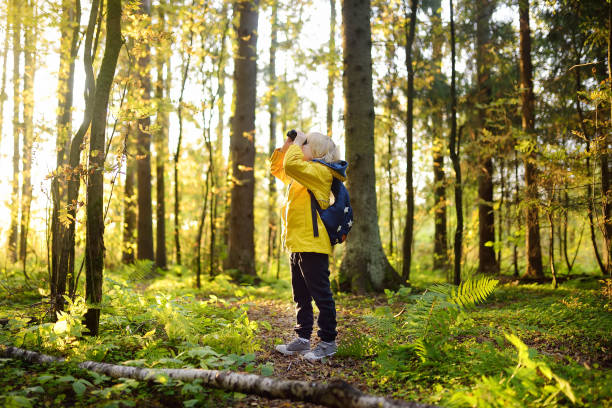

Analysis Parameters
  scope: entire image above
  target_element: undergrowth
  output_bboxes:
[0,261,610,407]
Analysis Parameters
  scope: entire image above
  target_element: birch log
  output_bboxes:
[0,345,436,408]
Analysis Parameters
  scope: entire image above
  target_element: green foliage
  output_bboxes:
[447,334,576,407]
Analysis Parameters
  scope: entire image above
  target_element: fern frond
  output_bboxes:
[449,276,498,309]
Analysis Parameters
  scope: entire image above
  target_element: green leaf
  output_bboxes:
[72,380,87,396]
[260,363,274,376]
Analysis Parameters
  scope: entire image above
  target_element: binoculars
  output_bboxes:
[287,129,297,141]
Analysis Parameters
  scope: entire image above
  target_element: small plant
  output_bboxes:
[446,333,576,407]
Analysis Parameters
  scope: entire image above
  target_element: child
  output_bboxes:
[269,130,347,362]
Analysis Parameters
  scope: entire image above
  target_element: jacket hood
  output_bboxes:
[312,158,348,180]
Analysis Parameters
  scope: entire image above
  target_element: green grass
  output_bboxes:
[0,261,610,407]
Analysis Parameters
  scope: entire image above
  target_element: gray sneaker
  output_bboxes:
[275,337,311,356]
[303,341,337,362]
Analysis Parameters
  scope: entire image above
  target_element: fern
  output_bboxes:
[395,276,499,362]
[430,276,499,310]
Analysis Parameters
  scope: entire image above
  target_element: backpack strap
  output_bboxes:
[307,190,319,238]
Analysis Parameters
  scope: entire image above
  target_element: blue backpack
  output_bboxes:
[308,159,353,245]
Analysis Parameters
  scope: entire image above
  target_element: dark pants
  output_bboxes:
[290,252,337,343]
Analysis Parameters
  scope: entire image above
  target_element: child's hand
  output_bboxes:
[293,130,307,146]
[281,136,293,153]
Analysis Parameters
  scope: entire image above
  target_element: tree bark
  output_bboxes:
[0,345,436,408]
[122,123,136,264]
[18,0,36,265]
[60,0,98,303]
[402,0,418,282]
[212,3,230,277]
[8,0,22,263]
[51,0,80,313]
[174,19,193,267]
[327,0,336,137]
[519,0,543,279]
[475,0,498,275]
[384,39,396,258]
[19,0,36,266]
[85,0,123,336]
[225,0,259,277]
[267,2,278,266]
[430,2,447,273]
[154,1,168,270]
[603,1,612,276]
[449,0,462,285]
[136,0,154,262]
[339,0,402,292]
[0,1,10,152]
[547,211,558,288]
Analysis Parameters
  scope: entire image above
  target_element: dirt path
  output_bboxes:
[228,297,382,408]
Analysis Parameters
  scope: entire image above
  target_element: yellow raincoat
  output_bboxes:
[270,144,346,255]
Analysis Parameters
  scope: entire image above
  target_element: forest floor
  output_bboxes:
[0,263,611,407]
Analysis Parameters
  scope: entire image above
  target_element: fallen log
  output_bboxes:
[0,345,436,408]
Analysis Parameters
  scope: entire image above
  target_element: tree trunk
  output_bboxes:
[402,0,418,282]
[431,3,447,273]
[122,124,136,264]
[339,0,402,292]
[84,0,122,337]
[51,0,80,313]
[604,1,612,276]
[0,1,10,150]
[519,0,543,279]
[195,176,209,289]
[225,0,259,277]
[8,0,22,263]
[174,21,193,267]
[267,2,278,266]
[154,2,168,270]
[18,0,36,265]
[449,0,462,285]
[475,0,498,275]
[212,4,230,277]
[548,211,557,288]
[1,345,436,408]
[384,40,396,258]
[327,0,336,137]
[136,0,154,262]
[513,151,519,277]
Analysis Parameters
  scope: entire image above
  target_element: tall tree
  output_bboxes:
[519,0,543,278]
[18,0,36,263]
[475,0,498,275]
[84,0,123,336]
[327,0,336,137]
[51,0,80,312]
[428,0,448,273]
[136,0,154,262]
[173,10,194,266]
[154,1,168,270]
[339,0,402,292]
[267,1,278,264]
[0,1,10,147]
[225,0,259,278]
[60,0,98,302]
[7,0,22,262]
[603,0,612,275]
[402,0,418,281]
[122,123,136,264]
[449,0,462,285]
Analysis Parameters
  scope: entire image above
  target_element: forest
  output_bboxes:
[0,0,610,406]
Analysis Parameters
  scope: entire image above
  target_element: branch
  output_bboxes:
[0,345,436,408]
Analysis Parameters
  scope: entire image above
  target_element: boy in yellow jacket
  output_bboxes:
[270,130,347,362]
